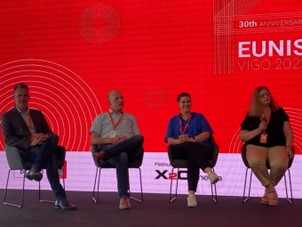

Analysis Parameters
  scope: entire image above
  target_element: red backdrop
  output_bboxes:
[1,0,302,153]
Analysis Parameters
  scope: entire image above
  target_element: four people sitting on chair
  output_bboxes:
[90,89,144,210]
[0,84,295,209]
[164,92,219,208]
[240,86,294,206]
[1,83,76,210]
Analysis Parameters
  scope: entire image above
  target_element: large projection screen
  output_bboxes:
[0,0,301,197]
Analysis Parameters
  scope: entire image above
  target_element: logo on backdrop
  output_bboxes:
[79,3,120,44]
[213,0,302,74]
[154,161,222,182]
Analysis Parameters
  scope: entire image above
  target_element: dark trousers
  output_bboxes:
[25,134,66,199]
[170,142,212,191]
[97,135,144,198]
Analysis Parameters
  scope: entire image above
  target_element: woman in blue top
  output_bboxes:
[164,92,219,208]
[240,86,294,206]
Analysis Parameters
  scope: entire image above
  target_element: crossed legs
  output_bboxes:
[25,134,66,199]
[169,142,218,207]
[246,144,289,205]
[96,135,144,209]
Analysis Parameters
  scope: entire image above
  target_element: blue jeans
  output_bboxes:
[25,134,66,199]
[98,135,144,198]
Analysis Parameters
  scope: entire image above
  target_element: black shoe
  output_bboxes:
[27,166,43,182]
[25,172,33,181]
[55,198,77,211]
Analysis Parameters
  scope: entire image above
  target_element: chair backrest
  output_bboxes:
[91,144,144,168]
[5,145,26,170]
[91,144,112,168]
[289,147,295,168]
[5,144,66,170]
[241,143,295,169]
[91,144,101,167]
[54,145,66,169]
[167,144,187,168]
[209,136,219,168]
[168,135,219,168]
[241,144,249,168]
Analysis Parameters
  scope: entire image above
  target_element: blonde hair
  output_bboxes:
[248,86,280,116]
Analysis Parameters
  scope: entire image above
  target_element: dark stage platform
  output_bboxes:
[0,190,301,227]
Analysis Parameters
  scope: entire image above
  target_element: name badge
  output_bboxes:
[260,133,268,144]
[109,130,117,138]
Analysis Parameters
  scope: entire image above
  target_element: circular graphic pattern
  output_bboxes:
[0,59,102,151]
[228,107,302,154]
[79,3,120,44]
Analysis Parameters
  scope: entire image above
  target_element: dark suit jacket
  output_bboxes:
[2,107,53,151]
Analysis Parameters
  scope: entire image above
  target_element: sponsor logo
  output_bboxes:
[155,169,222,182]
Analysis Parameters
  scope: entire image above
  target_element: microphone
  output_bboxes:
[261,113,266,134]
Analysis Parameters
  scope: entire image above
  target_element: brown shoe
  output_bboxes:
[119,197,131,210]
[95,151,106,160]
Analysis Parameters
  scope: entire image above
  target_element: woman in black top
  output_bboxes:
[240,86,293,205]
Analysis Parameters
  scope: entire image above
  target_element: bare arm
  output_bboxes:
[240,129,260,142]
[91,132,113,145]
[193,131,210,142]
[167,134,191,144]
[167,131,210,144]
[240,120,266,142]
[167,137,183,145]
[91,132,125,145]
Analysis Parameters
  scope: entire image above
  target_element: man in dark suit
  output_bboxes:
[1,83,76,210]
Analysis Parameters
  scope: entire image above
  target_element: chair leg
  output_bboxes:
[242,168,252,203]
[210,168,218,203]
[3,169,25,208]
[138,168,143,202]
[284,169,294,205]
[169,168,178,203]
[58,168,66,189]
[211,182,218,203]
[92,167,101,204]
[129,168,143,203]
[38,170,49,203]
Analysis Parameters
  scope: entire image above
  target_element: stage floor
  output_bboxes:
[0,190,301,227]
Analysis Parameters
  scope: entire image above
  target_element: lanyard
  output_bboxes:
[179,114,191,135]
[108,111,124,129]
